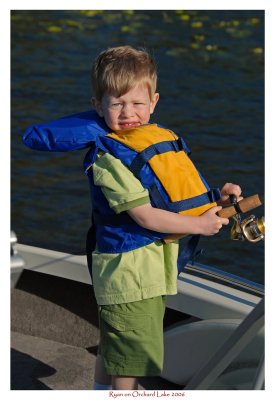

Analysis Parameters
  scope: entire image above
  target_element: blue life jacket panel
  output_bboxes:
[22,110,108,151]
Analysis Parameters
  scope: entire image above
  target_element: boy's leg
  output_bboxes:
[94,353,112,384]
[94,354,138,390]
[112,376,138,390]
[94,353,112,388]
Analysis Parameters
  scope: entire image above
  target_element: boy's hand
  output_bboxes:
[218,182,243,205]
[199,206,229,236]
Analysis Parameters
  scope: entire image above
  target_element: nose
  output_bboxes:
[121,103,134,118]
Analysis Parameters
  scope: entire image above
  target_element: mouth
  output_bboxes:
[118,122,141,129]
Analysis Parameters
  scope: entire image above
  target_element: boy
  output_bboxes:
[88,46,242,390]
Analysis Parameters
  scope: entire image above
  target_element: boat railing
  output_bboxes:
[185,297,264,390]
[11,231,25,287]
[10,231,25,270]
[185,262,264,297]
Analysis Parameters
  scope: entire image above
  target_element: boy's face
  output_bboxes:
[93,84,159,131]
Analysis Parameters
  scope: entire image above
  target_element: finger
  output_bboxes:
[221,183,242,198]
[230,184,242,198]
[203,206,222,216]
[212,206,222,213]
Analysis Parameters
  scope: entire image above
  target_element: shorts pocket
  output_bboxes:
[99,303,163,374]
[100,308,151,332]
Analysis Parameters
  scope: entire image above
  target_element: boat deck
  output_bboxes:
[11,269,183,390]
[11,331,96,390]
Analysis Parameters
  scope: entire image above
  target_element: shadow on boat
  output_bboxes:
[11,348,54,390]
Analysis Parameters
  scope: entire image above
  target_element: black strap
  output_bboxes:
[230,194,242,214]
[93,210,133,226]
[86,217,97,278]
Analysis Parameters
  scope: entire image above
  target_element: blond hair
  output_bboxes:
[91,46,157,100]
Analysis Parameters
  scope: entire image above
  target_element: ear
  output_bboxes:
[91,97,104,117]
[150,93,159,114]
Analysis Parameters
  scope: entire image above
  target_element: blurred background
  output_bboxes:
[11,10,264,283]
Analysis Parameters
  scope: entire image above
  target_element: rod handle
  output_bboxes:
[163,194,264,244]
[217,194,263,218]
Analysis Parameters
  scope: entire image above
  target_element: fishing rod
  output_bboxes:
[164,194,264,244]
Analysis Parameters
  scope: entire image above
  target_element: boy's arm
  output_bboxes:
[93,154,239,236]
[127,203,229,236]
[127,182,242,236]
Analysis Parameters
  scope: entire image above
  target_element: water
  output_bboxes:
[11,10,264,284]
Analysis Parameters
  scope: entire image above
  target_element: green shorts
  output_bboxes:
[98,296,166,376]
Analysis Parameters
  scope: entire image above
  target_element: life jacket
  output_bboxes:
[84,124,221,254]
[22,111,221,271]
[22,110,109,151]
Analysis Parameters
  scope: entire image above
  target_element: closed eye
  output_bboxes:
[111,103,122,108]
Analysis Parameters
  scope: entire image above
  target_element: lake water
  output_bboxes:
[11,10,264,284]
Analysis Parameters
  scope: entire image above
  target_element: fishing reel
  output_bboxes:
[229,195,265,243]
[231,214,265,242]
